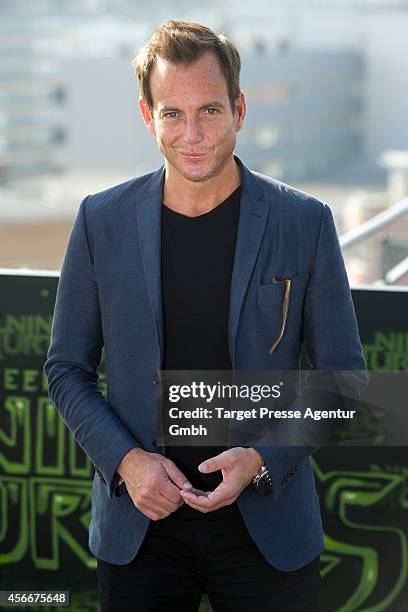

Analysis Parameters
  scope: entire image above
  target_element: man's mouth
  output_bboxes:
[178,151,208,160]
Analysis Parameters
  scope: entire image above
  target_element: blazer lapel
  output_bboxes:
[136,166,165,361]
[228,159,269,365]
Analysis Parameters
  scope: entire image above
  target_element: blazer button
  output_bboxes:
[152,372,160,385]
[152,440,161,450]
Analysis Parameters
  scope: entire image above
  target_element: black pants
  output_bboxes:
[97,504,321,612]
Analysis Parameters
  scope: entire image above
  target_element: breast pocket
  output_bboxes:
[257,274,297,354]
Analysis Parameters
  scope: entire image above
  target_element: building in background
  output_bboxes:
[0,16,64,183]
[238,48,363,181]
[224,0,408,173]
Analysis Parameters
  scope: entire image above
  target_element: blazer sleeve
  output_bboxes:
[44,197,141,498]
[252,203,368,500]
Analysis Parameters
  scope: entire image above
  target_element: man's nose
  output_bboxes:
[183,116,204,145]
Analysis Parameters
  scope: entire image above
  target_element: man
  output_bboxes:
[44,19,367,612]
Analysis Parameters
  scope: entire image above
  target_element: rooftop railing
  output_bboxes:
[339,196,408,285]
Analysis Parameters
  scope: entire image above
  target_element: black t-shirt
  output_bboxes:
[161,186,241,499]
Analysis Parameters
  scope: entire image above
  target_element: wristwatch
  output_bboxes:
[252,462,273,495]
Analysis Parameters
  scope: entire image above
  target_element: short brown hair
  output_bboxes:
[132,20,241,111]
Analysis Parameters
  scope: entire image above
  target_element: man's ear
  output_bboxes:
[139,96,156,136]
[235,91,247,133]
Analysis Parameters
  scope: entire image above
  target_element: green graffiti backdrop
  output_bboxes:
[0,277,407,611]
[0,277,99,611]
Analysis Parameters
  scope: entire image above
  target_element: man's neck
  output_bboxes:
[163,157,241,217]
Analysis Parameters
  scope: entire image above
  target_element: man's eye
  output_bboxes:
[204,108,218,116]
[163,111,178,119]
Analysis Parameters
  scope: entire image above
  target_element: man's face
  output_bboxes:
[139,50,246,183]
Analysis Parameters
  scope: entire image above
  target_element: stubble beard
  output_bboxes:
[164,142,236,184]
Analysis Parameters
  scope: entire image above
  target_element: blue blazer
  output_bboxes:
[44,157,367,571]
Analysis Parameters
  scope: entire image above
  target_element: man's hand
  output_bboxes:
[117,447,193,521]
[179,447,263,513]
